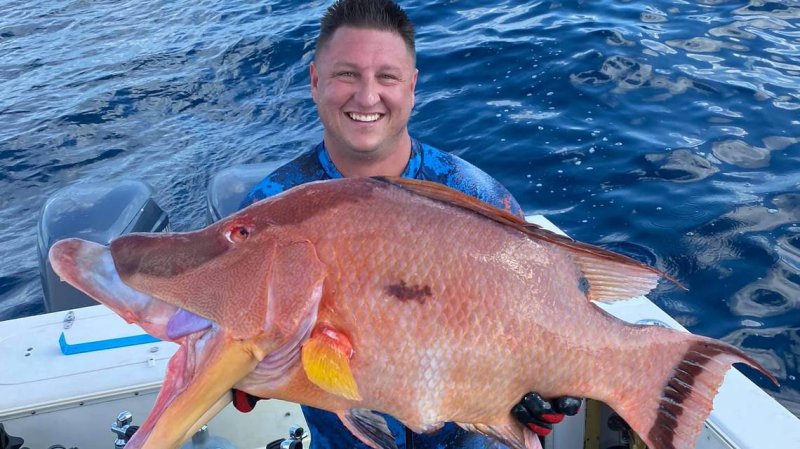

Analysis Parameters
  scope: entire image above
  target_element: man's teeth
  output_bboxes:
[348,112,380,122]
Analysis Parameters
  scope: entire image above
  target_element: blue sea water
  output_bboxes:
[1,0,799,418]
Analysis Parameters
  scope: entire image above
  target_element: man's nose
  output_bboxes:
[354,78,379,106]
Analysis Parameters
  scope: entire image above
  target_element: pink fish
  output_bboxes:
[49,177,777,449]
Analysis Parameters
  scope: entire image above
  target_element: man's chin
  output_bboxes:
[337,140,386,160]
[325,130,408,162]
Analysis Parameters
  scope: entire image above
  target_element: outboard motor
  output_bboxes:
[206,161,286,223]
[37,180,169,312]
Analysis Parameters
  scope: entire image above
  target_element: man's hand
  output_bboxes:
[233,389,266,413]
[511,392,583,437]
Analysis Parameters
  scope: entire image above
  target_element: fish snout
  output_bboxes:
[110,233,161,283]
[49,238,108,281]
[49,238,84,271]
[111,231,226,281]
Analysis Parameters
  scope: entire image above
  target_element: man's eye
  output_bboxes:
[337,71,356,78]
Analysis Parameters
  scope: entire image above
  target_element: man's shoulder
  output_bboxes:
[417,142,523,216]
[418,143,494,183]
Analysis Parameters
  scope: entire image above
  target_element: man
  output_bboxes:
[235,1,580,447]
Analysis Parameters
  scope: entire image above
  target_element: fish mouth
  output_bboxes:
[48,238,179,339]
[127,330,262,449]
[48,238,262,449]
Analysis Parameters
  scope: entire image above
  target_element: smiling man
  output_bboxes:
[242,0,524,210]
[238,1,580,448]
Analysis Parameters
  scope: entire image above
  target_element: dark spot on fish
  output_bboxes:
[386,280,432,304]
[578,276,590,295]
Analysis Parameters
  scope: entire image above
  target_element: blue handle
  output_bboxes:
[59,331,161,355]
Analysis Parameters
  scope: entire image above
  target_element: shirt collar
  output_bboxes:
[316,139,423,179]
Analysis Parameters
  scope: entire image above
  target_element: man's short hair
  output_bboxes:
[317,0,415,60]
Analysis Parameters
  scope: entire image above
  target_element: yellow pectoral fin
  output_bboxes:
[301,325,362,401]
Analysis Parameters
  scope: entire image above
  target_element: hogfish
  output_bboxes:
[48,177,777,449]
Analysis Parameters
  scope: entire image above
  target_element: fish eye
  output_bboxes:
[225,225,250,244]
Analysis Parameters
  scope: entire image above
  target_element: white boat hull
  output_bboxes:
[0,304,306,449]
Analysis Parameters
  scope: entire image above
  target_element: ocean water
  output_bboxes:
[1,0,799,418]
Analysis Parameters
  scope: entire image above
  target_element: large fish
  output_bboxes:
[49,177,776,449]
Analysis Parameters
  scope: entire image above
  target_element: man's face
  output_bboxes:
[311,26,418,162]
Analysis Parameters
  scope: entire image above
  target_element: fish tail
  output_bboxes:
[608,334,777,449]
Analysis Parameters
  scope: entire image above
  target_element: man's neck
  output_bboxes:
[325,135,412,178]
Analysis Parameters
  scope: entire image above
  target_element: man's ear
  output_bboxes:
[410,68,418,109]
[310,61,319,104]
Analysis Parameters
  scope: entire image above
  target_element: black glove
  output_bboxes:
[233,389,266,413]
[511,392,583,437]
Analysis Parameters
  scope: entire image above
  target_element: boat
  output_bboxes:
[1,164,799,449]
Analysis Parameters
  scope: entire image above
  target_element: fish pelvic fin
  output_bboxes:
[610,335,778,449]
[301,324,362,401]
[371,176,681,302]
[456,421,542,449]
[338,409,398,449]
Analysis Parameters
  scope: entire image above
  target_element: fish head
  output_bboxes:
[50,203,327,449]
[109,205,327,341]
[48,237,261,449]
[105,208,327,449]
[110,212,285,339]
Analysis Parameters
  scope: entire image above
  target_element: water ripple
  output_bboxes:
[644,149,720,183]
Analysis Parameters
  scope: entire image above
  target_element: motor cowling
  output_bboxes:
[37,180,169,313]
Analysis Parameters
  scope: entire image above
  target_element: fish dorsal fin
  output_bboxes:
[301,324,362,401]
[373,177,681,302]
[338,409,398,449]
